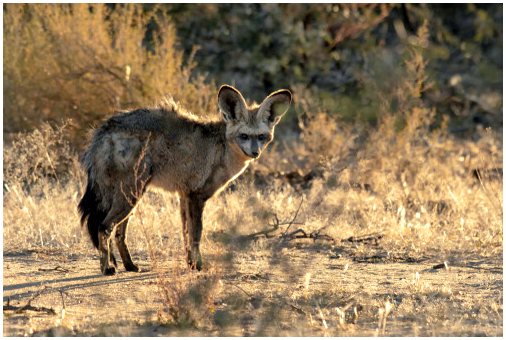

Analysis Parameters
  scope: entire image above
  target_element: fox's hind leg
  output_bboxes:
[115,218,140,272]
[99,194,140,275]
[98,229,117,275]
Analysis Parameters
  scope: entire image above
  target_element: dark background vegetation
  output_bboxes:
[3,3,502,149]
[168,3,502,128]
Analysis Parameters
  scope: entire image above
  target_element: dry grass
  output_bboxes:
[3,106,502,335]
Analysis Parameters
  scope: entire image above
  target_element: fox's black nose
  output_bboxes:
[252,151,259,158]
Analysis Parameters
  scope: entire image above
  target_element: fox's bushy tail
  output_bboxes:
[78,180,107,249]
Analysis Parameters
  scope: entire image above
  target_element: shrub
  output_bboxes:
[3,120,78,191]
[3,4,216,147]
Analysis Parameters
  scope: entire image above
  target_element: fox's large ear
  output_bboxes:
[218,85,248,122]
[257,89,292,126]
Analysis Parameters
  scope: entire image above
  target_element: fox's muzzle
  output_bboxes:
[250,139,259,158]
[237,135,262,158]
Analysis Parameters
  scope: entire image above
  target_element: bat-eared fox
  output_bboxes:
[78,85,292,275]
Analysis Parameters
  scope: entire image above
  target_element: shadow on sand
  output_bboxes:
[4,270,159,302]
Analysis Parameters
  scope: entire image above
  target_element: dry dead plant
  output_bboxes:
[3,4,216,146]
[3,120,80,190]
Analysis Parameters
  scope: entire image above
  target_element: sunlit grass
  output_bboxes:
[3,111,502,336]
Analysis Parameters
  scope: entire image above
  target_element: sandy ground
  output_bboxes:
[3,238,503,336]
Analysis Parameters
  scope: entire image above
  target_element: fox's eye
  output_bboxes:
[258,134,267,142]
[239,133,249,140]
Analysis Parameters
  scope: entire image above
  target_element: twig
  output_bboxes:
[289,303,307,315]
[22,286,50,306]
[59,289,66,320]
[281,196,304,237]
[3,286,56,315]
[342,233,384,244]
[241,224,281,240]
[38,266,69,273]
[432,262,449,270]
[281,228,335,242]
[226,282,254,298]
[4,304,56,315]
[309,231,335,242]
[268,214,304,229]
[285,228,308,239]
[240,196,305,241]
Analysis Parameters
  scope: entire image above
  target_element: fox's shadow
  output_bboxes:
[3,268,158,303]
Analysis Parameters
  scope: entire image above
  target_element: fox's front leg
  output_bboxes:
[179,193,206,270]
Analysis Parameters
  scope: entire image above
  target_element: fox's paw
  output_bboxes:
[100,257,117,275]
[102,266,116,275]
[187,255,203,271]
[124,262,140,272]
